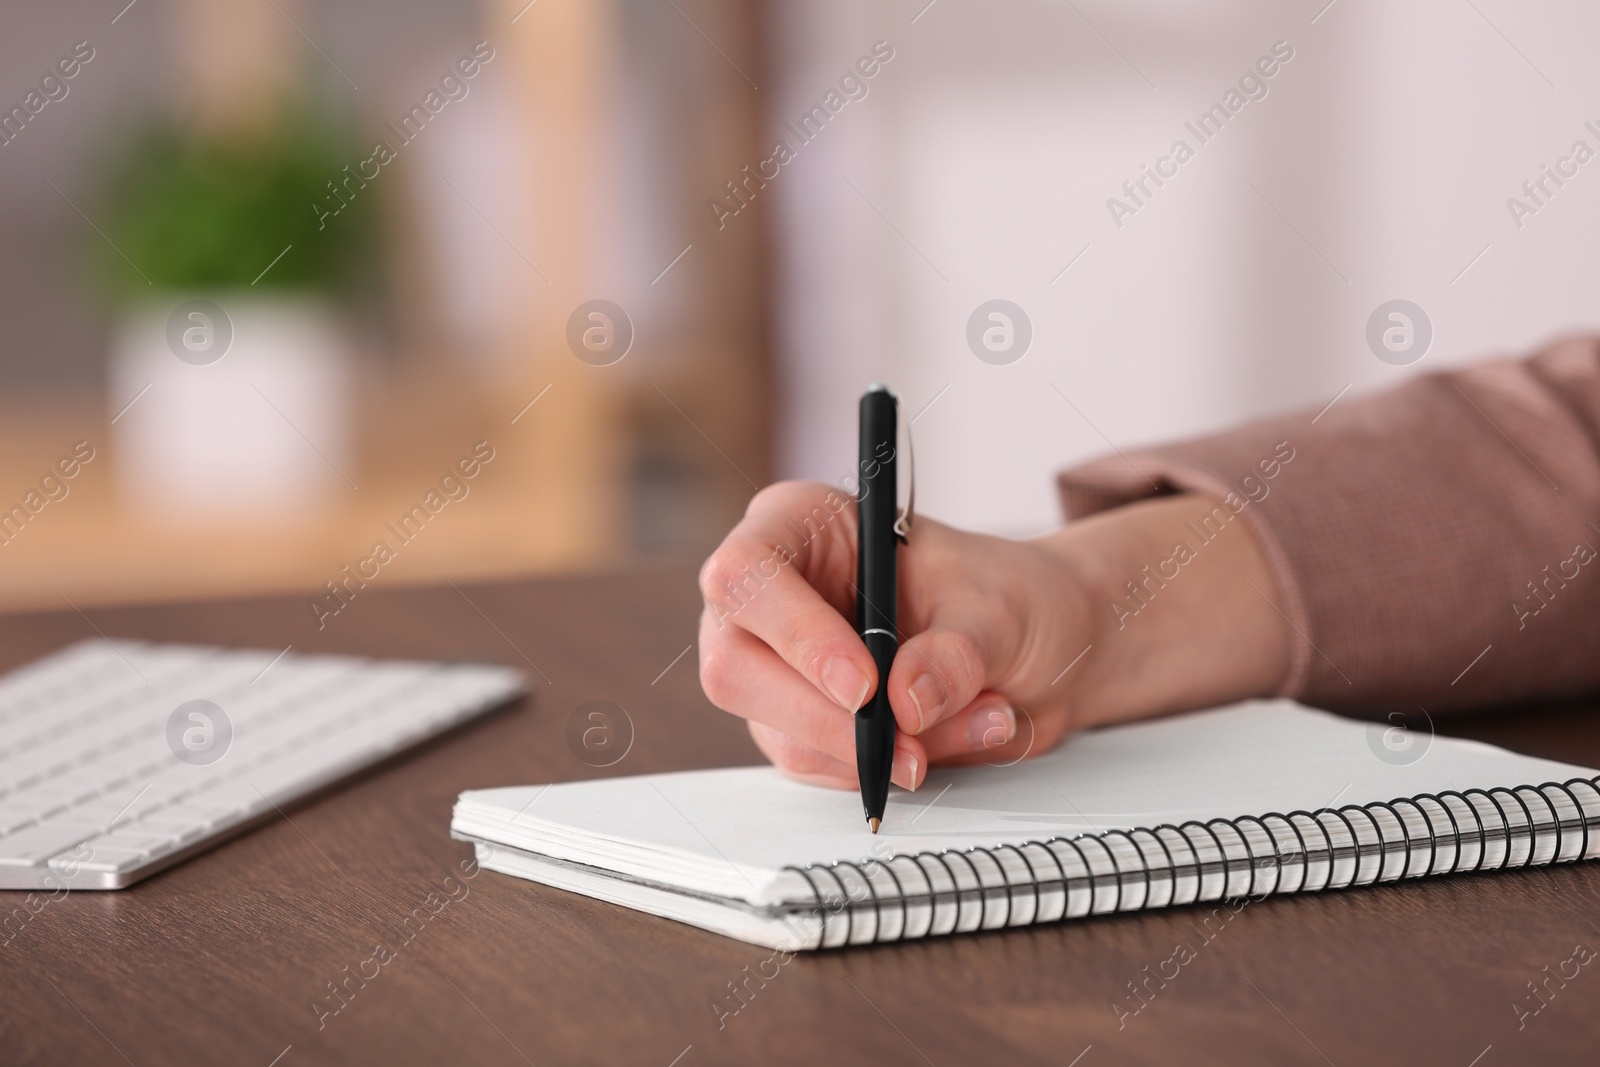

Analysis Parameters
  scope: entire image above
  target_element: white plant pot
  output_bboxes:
[108,294,354,523]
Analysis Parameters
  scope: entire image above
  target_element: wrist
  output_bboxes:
[1034,493,1291,727]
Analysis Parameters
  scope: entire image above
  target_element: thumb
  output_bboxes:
[886,621,993,737]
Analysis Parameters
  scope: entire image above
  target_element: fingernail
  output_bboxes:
[894,750,920,791]
[822,656,870,711]
[968,699,1016,752]
[906,673,946,733]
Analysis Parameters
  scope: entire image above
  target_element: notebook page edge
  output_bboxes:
[450,701,1600,908]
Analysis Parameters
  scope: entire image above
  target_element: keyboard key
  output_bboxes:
[69,845,149,875]
[128,818,208,849]
[88,828,180,857]
[69,792,157,834]
[0,819,98,866]
[0,810,36,836]
[148,796,254,835]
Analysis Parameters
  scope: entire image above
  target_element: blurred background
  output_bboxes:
[0,0,1595,613]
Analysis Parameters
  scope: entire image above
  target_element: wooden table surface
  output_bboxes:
[2,566,1597,1066]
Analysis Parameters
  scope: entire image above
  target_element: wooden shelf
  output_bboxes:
[0,374,606,613]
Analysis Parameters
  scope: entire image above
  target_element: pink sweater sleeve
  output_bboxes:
[1057,335,1600,713]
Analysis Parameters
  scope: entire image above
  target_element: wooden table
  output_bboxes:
[2,567,1597,1066]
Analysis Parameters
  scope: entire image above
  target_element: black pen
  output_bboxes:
[856,384,899,833]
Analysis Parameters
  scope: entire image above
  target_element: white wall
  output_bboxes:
[771,0,1600,536]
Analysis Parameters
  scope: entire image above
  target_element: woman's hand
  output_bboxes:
[697,481,1290,790]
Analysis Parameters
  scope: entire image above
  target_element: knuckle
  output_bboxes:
[701,537,785,623]
[698,645,739,709]
[747,479,823,516]
[698,548,759,619]
[940,629,988,691]
[697,548,737,602]
[745,482,792,515]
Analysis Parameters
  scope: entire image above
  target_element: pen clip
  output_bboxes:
[893,395,914,543]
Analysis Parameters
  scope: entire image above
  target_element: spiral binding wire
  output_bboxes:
[779,777,1600,949]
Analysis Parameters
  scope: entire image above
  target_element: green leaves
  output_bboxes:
[94,106,375,300]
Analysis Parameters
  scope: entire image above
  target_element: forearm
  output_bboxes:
[1037,493,1290,727]
[1057,336,1600,712]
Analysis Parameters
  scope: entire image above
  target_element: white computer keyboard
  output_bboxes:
[0,639,525,890]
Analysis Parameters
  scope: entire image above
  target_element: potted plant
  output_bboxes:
[93,105,376,521]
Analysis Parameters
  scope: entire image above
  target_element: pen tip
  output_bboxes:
[868,817,880,834]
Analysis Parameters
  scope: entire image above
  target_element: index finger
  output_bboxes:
[698,481,877,713]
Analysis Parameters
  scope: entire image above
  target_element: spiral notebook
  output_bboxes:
[450,700,1600,950]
